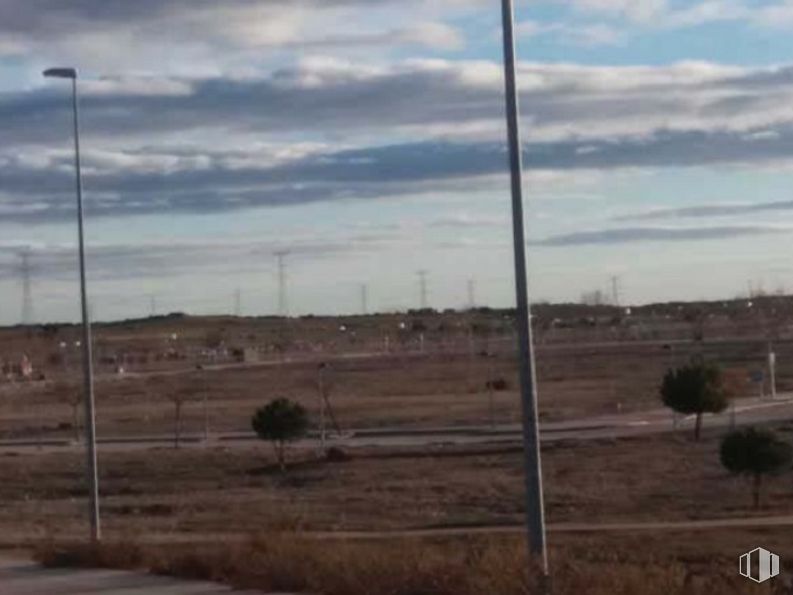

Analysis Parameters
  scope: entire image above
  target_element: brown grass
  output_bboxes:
[5,314,789,441]
[34,532,783,595]
[4,431,793,542]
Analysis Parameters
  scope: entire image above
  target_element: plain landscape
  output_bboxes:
[2,298,793,592]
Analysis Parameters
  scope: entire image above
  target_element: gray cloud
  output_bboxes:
[10,130,793,224]
[533,225,791,246]
[5,60,793,147]
[615,200,793,221]
[8,60,793,223]
[0,143,507,223]
[429,214,506,228]
[0,0,381,32]
[0,233,393,283]
[1,66,494,145]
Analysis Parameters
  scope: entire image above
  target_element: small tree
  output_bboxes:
[252,398,309,472]
[720,427,793,509]
[661,362,728,440]
[166,384,199,449]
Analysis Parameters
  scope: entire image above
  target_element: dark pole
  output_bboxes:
[500,0,548,574]
[71,74,101,542]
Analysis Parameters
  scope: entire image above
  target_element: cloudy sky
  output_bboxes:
[4,0,793,323]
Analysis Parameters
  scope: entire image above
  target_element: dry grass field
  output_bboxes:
[1,312,790,441]
[34,528,793,595]
[3,430,793,542]
[4,308,793,592]
[14,428,793,592]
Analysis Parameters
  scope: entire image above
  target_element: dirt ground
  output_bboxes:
[0,323,788,441]
[3,428,793,543]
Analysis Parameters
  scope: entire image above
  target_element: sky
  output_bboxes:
[4,0,793,323]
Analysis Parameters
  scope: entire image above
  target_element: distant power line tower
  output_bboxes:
[234,288,242,317]
[610,275,621,307]
[275,251,289,316]
[360,284,369,315]
[417,270,429,310]
[467,279,476,310]
[148,294,157,317]
[18,250,33,325]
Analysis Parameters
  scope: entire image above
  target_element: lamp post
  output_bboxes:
[43,67,101,543]
[317,363,328,451]
[499,0,548,575]
[195,364,210,442]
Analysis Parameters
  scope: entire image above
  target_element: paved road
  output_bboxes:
[2,394,792,455]
[0,556,273,594]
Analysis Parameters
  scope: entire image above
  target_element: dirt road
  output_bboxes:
[1,394,791,455]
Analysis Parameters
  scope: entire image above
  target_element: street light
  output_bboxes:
[317,363,328,451]
[499,0,548,576]
[43,66,101,543]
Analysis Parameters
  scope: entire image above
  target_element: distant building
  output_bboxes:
[1,354,34,381]
[243,347,260,363]
[19,354,33,379]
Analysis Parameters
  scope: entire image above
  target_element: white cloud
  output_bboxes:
[0,37,28,57]
[753,1,793,26]
[562,0,793,32]
[517,20,625,46]
[397,22,465,51]
[0,0,470,74]
[663,1,749,27]
[81,78,194,97]
[567,0,668,23]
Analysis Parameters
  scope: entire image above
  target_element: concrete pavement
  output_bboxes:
[0,557,272,594]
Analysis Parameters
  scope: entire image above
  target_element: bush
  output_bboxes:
[486,378,509,391]
[325,447,351,463]
[720,427,793,509]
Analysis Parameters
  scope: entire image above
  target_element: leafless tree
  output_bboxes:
[52,381,81,442]
[312,363,342,444]
[165,383,200,449]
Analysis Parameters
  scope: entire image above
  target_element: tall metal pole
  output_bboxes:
[72,75,101,543]
[500,0,548,573]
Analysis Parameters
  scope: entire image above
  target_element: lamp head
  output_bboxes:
[43,67,77,80]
